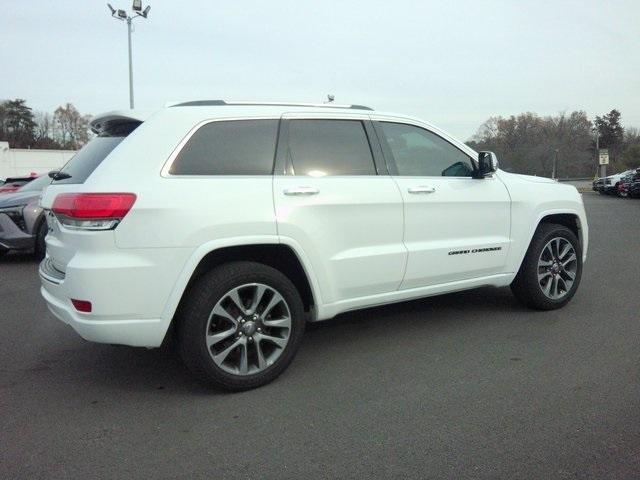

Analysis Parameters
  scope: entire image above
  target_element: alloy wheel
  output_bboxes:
[537,237,578,300]
[205,283,292,375]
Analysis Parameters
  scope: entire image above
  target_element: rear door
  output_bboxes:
[273,113,406,304]
[373,119,511,289]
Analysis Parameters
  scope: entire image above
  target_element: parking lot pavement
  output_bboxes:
[1,193,639,479]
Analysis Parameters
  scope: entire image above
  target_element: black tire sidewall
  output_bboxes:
[178,261,305,391]
[34,220,47,259]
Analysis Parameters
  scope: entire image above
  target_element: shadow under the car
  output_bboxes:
[23,285,530,395]
[0,251,40,264]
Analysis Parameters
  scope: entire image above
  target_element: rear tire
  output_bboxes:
[177,261,305,391]
[511,223,582,310]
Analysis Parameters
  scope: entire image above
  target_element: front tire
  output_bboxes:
[511,223,582,310]
[177,261,305,391]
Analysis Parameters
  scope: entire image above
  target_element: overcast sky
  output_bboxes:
[2,0,639,140]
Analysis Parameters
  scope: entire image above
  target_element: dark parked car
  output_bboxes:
[592,178,604,193]
[0,175,51,258]
[628,177,640,199]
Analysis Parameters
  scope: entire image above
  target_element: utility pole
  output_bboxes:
[107,2,151,109]
[552,148,558,180]
[127,17,134,109]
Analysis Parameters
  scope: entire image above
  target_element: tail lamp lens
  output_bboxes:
[52,193,136,230]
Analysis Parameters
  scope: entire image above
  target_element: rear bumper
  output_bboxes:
[0,213,34,251]
[39,256,172,348]
[40,282,165,347]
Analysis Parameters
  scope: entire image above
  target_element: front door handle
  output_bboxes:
[408,185,436,194]
[283,186,320,196]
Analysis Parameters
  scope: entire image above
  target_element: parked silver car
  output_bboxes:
[0,175,51,258]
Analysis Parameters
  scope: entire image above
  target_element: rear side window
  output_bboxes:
[53,122,140,184]
[170,120,278,175]
[287,120,376,176]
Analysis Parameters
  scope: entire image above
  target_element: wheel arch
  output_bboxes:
[513,209,585,277]
[160,239,321,344]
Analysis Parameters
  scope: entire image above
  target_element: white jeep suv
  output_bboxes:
[39,101,588,390]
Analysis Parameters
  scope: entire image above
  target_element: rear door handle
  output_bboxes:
[283,186,320,196]
[408,185,436,194]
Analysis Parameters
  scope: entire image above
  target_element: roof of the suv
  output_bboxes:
[169,100,374,110]
[90,101,381,133]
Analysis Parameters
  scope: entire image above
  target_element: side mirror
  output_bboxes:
[475,151,499,178]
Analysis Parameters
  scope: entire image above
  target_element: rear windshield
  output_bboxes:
[52,121,139,184]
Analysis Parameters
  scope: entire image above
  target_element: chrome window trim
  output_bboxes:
[370,114,479,168]
[160,116,282,178]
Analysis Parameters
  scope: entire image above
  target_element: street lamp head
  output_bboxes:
[132,0,142,11]
[107,3,116,14]
[141,5,151,18]
[117,9,127,18]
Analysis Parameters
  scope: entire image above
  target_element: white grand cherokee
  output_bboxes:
[39,101,588,390]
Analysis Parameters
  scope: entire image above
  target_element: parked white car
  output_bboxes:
[39,101,588,390]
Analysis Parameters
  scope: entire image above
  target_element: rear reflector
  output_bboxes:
[52,193,137,219]
[71,299,92,313]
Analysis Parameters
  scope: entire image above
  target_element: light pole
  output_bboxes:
[552,148,559,180]
[107,1,151,109]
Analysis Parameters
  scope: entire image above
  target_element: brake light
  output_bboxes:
[52,193,136,230]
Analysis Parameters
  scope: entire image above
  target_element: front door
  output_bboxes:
[373,120,511,289]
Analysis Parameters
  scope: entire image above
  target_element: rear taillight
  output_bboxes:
[52,193,136,230]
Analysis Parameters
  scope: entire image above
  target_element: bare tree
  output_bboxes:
[468,111,594,177]
[54,103,92,149]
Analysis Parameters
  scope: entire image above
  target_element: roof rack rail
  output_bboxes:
[169,100,373,111]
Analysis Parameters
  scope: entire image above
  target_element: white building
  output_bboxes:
[0,142,76,179]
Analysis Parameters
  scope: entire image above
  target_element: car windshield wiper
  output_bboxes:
[48,170,72,180]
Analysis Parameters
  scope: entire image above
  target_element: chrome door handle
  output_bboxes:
[283,187,320,196]
[408,185,436,194]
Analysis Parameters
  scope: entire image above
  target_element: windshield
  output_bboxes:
[19,175,52,192]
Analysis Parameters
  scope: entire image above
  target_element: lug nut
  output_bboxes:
[249,337,253,342]
[257,328,262,333]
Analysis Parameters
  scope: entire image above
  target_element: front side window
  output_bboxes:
[287,120,376,176]
[379,122,474,177]
[170,120,279,175]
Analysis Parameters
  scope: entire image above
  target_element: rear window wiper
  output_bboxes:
[48,170,72,181]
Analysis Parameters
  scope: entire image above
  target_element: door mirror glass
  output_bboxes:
[476,151,499,177]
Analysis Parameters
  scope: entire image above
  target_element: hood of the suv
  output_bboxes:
[0,190,41,208]
[503,172,557,184]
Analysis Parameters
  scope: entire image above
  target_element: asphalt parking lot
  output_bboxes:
[1,193,639,479]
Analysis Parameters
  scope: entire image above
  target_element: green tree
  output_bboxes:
[0,99,37,148]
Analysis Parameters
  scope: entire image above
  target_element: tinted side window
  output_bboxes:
[287,120,376,176]
[170,120,278,175]
[52,121,140,184]
[379,122,474,177]
[52,137,125,184]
